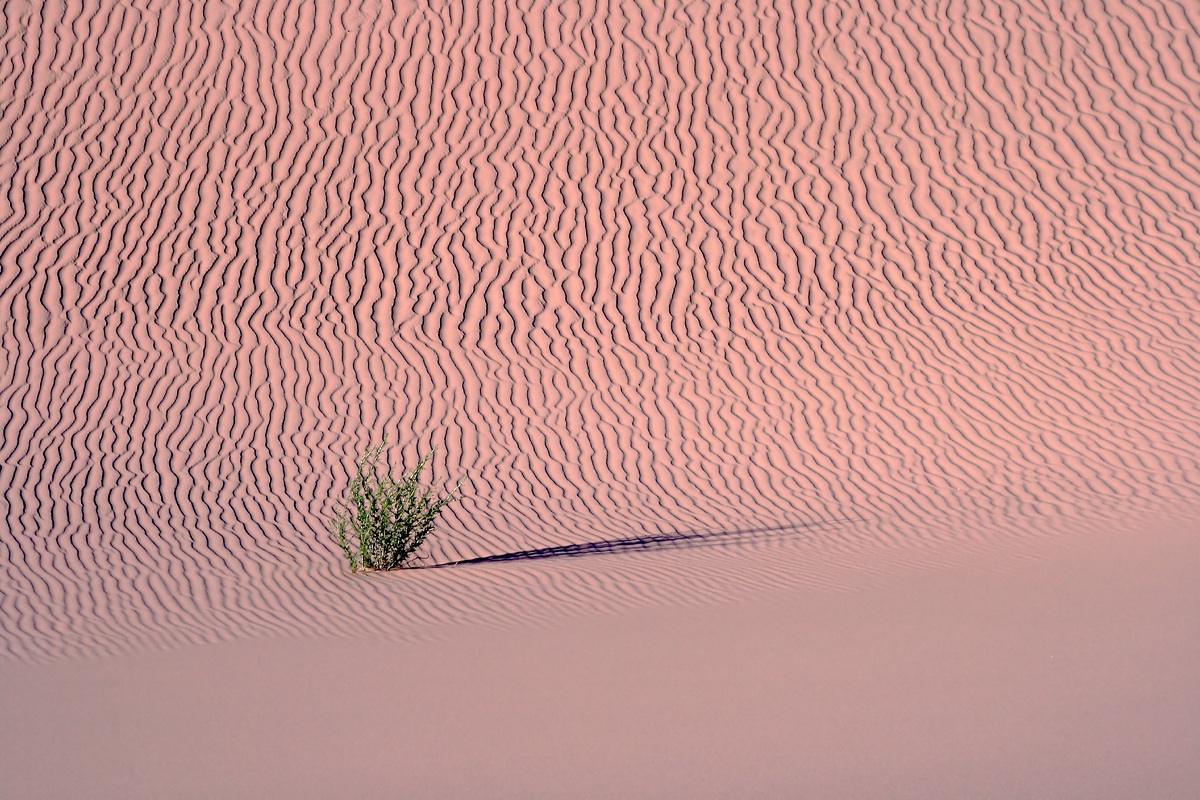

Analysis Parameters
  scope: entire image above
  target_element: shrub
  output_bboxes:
[330,439,462,572]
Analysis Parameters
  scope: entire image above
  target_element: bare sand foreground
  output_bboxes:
[2,512,1197,797]
[3,0,1200,794]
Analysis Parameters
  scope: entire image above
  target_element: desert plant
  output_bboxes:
[330,439,462,572]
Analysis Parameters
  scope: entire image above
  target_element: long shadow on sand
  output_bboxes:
[415,520,859,569]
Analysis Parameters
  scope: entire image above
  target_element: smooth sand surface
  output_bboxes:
[3,514,1197,798]
[3,0,1200,793]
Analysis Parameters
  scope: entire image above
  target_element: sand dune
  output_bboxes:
[2,0,1200,664]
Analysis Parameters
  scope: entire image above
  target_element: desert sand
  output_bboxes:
[2,0,1199,795]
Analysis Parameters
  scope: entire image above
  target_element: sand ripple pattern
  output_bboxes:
[3,0,1200,661]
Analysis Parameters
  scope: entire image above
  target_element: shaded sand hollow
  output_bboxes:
[1,0,1199,795]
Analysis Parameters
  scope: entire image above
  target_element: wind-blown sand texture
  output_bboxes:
[1,0,1199,794]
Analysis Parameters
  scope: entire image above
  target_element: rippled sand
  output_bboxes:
[1,0,1198,794]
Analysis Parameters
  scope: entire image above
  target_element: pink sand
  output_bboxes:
[2,0,1200,793]
[3,515,1197,797]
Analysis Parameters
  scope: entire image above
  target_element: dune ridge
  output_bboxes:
[3,0,1200,661]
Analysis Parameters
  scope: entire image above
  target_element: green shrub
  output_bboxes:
[330,439,462,572]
